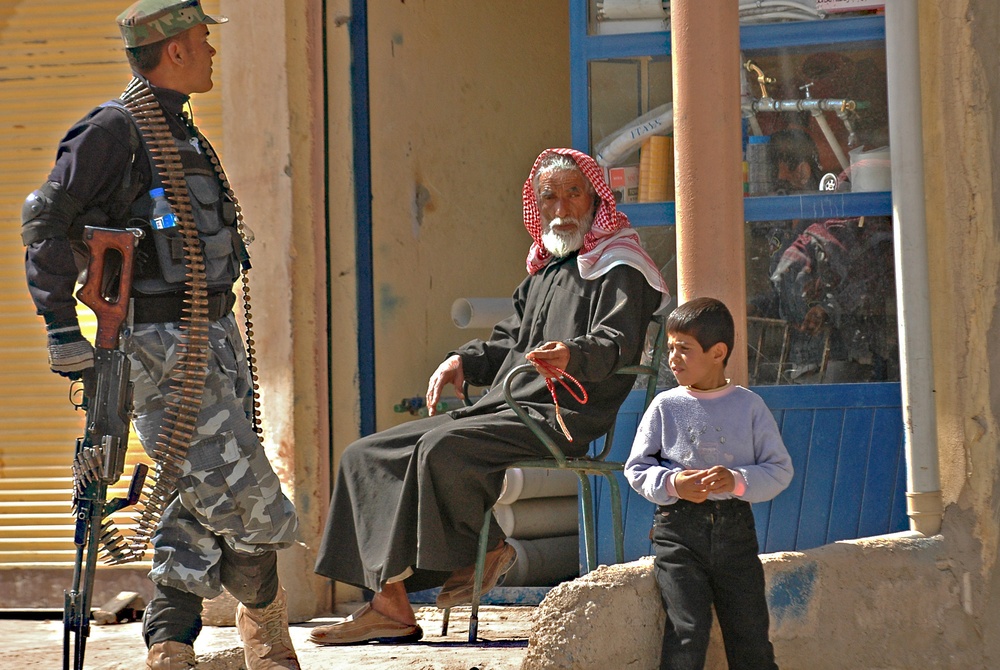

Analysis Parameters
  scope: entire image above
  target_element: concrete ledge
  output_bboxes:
[524,533,983,669]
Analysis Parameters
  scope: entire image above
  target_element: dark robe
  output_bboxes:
[315,254,662,593]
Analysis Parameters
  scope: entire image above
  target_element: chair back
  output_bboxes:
[594,313,666,461]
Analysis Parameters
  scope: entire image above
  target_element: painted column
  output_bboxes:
[670,0,747,383]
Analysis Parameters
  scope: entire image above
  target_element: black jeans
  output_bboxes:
[652,498,778,670]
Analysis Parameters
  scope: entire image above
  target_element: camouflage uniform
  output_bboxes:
[128,314,298,599]
[21,1,300,662]
[117,0,227,47]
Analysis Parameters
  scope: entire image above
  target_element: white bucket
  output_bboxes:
[848,145,891,192]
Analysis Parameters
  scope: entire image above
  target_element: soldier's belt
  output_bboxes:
[133,292,235,324]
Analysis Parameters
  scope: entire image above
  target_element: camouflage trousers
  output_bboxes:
[126,313,298,599]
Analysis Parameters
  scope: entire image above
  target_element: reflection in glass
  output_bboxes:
[746,215,898,385]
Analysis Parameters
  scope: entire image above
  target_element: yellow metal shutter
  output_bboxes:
[0,1,222,576]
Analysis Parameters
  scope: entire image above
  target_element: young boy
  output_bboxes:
[625,297,794,670]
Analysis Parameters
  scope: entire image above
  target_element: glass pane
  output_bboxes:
[741,41,889,196]
[587,1,882,36]
[590,57,673,202]
[746,215,898,386]
[635,225,678,389]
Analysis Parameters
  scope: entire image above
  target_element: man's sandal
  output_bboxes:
[308,603,423,646]
[435,542,517,609]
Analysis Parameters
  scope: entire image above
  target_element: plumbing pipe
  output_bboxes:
[884,0,942,536]
[741,98,855,172]
[811,110,851,174]
[738,0,822,22]
[594,102,674,167]
[494,496,579,540]
[451,297,514,329]
[744,98,855,115]
[497,468,580,505]
[504,535,581,587]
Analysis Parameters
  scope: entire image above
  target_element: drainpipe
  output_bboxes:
[884,2,943,535]
[671,0,747,384]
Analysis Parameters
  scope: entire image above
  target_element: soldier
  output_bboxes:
[20,1,300,668]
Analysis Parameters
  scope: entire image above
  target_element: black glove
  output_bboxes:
[46,321,95,379]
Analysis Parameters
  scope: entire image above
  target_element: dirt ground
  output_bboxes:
[1,605,534,670]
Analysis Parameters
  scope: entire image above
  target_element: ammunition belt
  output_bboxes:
[100,78,261,565]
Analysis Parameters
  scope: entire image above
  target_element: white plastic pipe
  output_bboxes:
[450,298,513,329]
[503,535,581,587]
[884,1,943,535]
[497,468,580,505]
[493,496,579,540]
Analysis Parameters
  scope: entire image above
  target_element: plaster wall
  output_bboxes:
[363,2,570,432]
[220,1,570,612]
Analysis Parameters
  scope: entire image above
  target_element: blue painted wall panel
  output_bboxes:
[794,408,844,549]
[827,408,874,541]
[586,383,907,566]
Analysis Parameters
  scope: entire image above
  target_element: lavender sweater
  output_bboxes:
[625,384,794,505]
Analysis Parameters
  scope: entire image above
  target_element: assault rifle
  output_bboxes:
[63,226,148,670]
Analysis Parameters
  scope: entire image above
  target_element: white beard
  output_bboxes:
[541,216,591,258]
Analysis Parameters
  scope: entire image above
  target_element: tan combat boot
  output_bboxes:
[145,641,197,669]
[236,586,301,669]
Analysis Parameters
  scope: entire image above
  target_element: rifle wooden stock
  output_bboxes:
[76,226,139,350]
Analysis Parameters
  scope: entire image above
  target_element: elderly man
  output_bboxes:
[21,1,299,668]
[310,148,670,645]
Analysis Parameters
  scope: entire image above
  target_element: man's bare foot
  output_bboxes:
[370,581,417,626]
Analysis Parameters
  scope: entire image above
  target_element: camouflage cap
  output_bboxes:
[117,0,227,48]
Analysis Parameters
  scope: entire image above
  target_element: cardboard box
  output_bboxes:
[605,166,640,204]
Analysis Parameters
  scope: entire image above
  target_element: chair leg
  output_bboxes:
[577,472,597,573]
[441,607,449,636]
[604,472,625,564]
[467,508,494,643]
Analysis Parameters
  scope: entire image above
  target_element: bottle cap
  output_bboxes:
[149,187,165,198]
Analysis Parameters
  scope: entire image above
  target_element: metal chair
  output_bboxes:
[441,314,666,641]
[747,316,831,385]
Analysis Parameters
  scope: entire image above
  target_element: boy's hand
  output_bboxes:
[699,465,736,495]
[674,470,711,503]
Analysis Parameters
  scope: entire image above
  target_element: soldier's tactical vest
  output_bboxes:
[105,99,244,297]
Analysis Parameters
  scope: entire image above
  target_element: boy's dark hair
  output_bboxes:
[666,297,735,366]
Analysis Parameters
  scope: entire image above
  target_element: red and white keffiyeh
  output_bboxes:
[522,148,671,308]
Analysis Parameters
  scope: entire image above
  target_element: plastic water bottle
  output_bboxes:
[149,188,176,230]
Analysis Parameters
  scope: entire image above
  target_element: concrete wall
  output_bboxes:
[525,535,978,669]
[525,2,1000,667]
[219,0,330,620]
